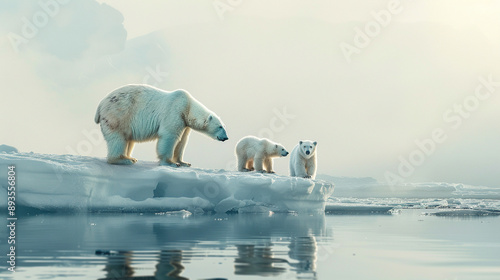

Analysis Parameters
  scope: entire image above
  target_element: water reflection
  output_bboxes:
[95,236,321,280]
[288,237,318,279]
[234,237,319,279]
[98,251,135,279]
[234,244,288,276]
[11,213,330,280]
[97,250,189,280]
[155,250,188,280]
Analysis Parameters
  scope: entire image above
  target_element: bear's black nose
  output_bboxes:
[306,151,310,155]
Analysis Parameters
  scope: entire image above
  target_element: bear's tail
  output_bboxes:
[94,105,101,124]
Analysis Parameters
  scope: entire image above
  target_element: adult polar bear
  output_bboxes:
[95,84,228,166]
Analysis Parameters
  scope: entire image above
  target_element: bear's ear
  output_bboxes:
[299,141,303,145]
[313,141,317,146]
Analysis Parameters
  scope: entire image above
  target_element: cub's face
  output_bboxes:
[299,140,317,159]
[275,144,289,157]
[206,115,228,142]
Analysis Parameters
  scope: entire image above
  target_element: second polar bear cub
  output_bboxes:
[235,136,289,173]
[290,140,317,179]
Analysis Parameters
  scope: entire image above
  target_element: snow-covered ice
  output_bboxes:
[2,149,499,216]
[320,174,500,214]
[0,152,334,213]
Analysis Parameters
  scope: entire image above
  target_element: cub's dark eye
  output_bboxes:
[282,149,284,151]
[310,146,312,148]
[218,126,223,129]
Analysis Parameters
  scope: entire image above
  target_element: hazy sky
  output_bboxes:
[1,0,499,187]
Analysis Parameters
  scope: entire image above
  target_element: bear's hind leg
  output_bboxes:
[125,141,138,163]
[105,133,135,165]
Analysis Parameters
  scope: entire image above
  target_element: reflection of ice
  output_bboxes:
[234,244,288,276]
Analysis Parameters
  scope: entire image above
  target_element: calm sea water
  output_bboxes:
[1,210,499,280]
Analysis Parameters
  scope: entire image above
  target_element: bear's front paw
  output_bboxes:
[178,161,191,167]
[160,161,181,167]
[129,157,138,163]
[267,170,276,174]
[303,175,312,179]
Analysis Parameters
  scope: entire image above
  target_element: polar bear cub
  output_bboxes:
[235,136,289,173]
[290,140,317,179]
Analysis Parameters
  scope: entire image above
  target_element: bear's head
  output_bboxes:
[298,140,317,159]
[274,144,289,157]
[205,114,228,142]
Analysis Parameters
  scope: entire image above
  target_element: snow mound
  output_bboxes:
[0,144,18,153]
[0,153,334,213]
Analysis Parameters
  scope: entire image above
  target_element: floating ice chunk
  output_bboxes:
[156,210,193,218]
[0,152,334,213]
[428,209,500,217]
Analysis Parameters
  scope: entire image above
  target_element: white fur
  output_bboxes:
[289,140,317,179]
[95,84,228,166]
[235,136,288,173]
